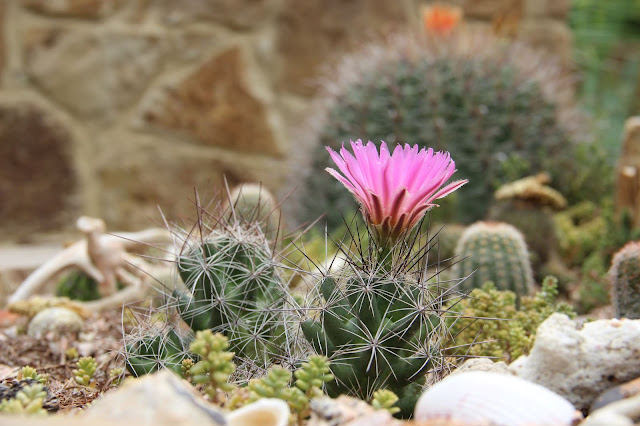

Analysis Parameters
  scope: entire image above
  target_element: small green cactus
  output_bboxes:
[173,227,291,369]
[125,327,189,377]
[0,383,47,416]
[452,221,534,300]
[222,183,281,242]
[371,389,400,415]
[609,241,640,319]
[188,330,236,401]
[20,366,47,385]
[73,356,97,387]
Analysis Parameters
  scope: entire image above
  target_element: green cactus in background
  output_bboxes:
[173,226,294,370]
[0,383,47,416]
[291,28,587,227]
[609,241,640,319]
[125,327,190,377]
[56,270,124,301]
[300,226,456,418]
[222,183,281,242]
[447,277,575,362]
[452,221,534,300]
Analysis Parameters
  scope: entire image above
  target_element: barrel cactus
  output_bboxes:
[609,241,640,319]
[290,27,583,227]
[221,183,281,242]
[125,326,190,377]
[173,224,294,369]
[452,221,534,300]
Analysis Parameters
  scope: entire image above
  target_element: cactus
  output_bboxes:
[56,270,124,301]
[609,241,640,319]
[125,327,190,377]
[222,183,281,242]
[300,227,456,419]
[452,221,534,300]
[291,27,585,227]
[173,226,293,370]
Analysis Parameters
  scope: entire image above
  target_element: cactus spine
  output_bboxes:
[609,241,640,319]
[222,183,281,242]
[125,327,190,377]
[453,221,534,299]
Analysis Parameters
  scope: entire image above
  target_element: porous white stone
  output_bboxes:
[510,313,640,411]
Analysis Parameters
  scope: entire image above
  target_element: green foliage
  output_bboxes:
[73,356,97,387]
[452,221,534,300]
[56,270,125,301]
[20,366,47,385]
[371,389,400,415]
[297,29,585,227]
[576,253,610,314]
[570,0,640,155]
[56,270,101,301]
[174,228,292,369]
[248,356,333,423]
[448,277,575,362]
[108,368,124,386]
[0,383,47,416]
[554,201,607,267]
[609,241,640,319]
[125,328,189,377]
[188,330,236,400]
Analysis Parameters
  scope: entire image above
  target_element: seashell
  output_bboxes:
[414,371,579,426]
[227,398,290,426]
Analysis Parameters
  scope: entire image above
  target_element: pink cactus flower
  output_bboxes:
[326,140,467,245]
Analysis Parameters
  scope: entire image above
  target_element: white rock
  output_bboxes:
[510,313,640,411]
[227,398,290,426]
[27,307,83,338]
[449,357,513,377]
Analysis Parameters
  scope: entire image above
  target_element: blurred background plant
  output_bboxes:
[570,0,640,156]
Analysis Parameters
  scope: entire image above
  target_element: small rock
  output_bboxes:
[27,307,83,338]
[582,392,640,426]
[308,395,398,426]
[449,358,513,377]
[591,376,640,412]
[81,370,225,425]
[510,313,640,411]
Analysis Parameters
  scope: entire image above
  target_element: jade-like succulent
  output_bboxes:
[0,383,47,416]
[73,356,97,387]
[19,366,47,385]
[371,389,400,415]
[187,330,236,401]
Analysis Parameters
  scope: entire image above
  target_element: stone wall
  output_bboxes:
[0,0,572,241]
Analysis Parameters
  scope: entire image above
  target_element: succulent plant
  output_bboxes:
[56,270,102,301]
[447,277,575,362]
[452,221,534,300]
[290,27,584,227]
[186,330,236,401]
[0,383,47,416]
[125,327,190,377]
[371,389,401,415]
[73,356,98,387]
[173,224,295,370]
[609,241,640,319]
[19,366,47,385]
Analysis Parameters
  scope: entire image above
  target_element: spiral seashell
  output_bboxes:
[414,372,579,425]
